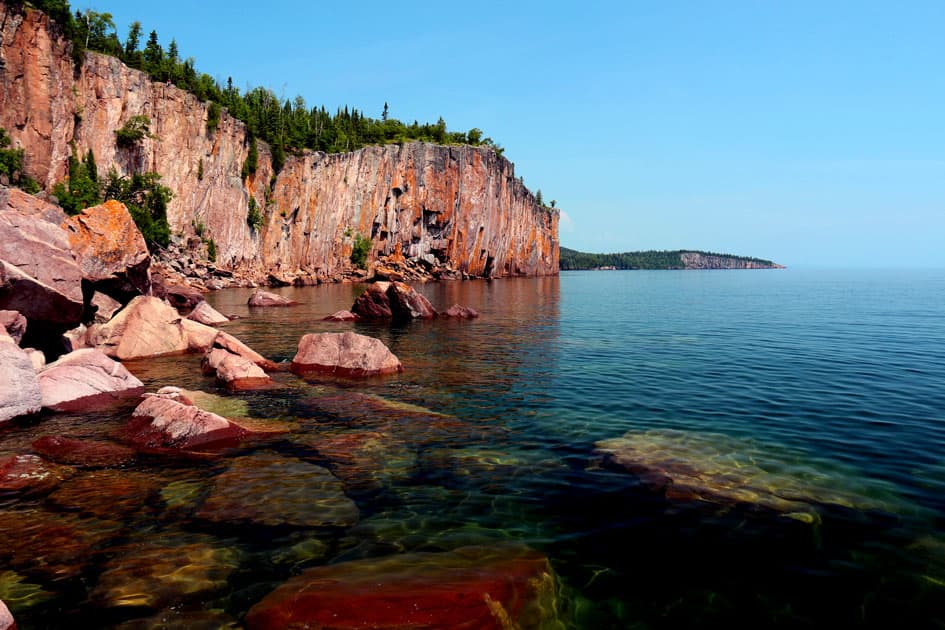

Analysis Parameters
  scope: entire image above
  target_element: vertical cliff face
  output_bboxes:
[0,3,558,280]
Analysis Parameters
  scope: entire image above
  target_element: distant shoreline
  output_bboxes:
[559,248,784,270]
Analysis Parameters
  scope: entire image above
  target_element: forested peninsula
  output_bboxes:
[559,247,783,270]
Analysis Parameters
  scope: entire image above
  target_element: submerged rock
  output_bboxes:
[122,390,253,452]
[48,469,160,518]
[90,533,240,610]
[440,304,480,319]
[60,200,151,300]
[290,331,402,378]
[0,454,72,497]
[322,309,359,322]
[0,341,42,423]
[31,435,136,468]
[308,430,416,494]
[245,544,560,630]
[37,348,144,411]
[248,290,297,307]
[196,452,358,528]
[187,300,229,326]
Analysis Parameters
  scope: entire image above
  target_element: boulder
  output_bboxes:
[0,598,14,630]
[0,341,42,423]
[440,304,480,319]
[0,310,26,344]
[23,348,45,371]
[91,291,122,323]
[290,332,403,378]
[60,200,150,300]
[48,469,160,519]
[122,389,253,452]
[202,348,272,391]
[387,281,437,320]
[32,435,136,467]
[350,282,393,320]
[323,310,359,322]
[187,300,229,326]
[37,348,144,411]
[211,330,280,371]
[0,454,73,497]
[248,290,298,307]
[163,282,205,312]
[244,545,560,630]
[0,191,84,327]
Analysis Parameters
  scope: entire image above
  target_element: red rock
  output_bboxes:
[122,391,252,452]
[0,189,84,327]
[0,310,26,344]
[163,282,205,312]
[91,291,122,323]
[211,330,280,371]
[0,598,14,630]
[38,348,144,411]
[48,469,159,518]
[60,200,150,299]
[323,310,359,322]
[248,290,298,307]
[350,282,393,320]
[0,340,41,423]
[387,281,437,321]
[290,332,403,378]
[0,454,73,497]
[244,545,559,630]
[187,300,229,326]
[32,435,136,467]
[202,348,272,391]
[441,304,480,319]
[371,264,405,282]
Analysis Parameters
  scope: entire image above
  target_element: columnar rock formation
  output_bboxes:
[0,3,559,282]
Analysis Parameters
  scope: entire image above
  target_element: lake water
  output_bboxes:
[1,269,944,628]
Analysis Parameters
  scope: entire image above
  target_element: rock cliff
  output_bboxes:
[0,3,558,281]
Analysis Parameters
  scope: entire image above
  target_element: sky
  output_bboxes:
[87,0,944,267]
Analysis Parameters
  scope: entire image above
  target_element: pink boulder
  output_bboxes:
[441,304,480,319]
[122,388,253,452]
[350,282,393,320]
[323,310,360,322]
[290,332,403,378]
[0,598,14,630]
[202,348,272,391]
[0,310,26,344]
[351,281,437,323]
[0,454,73,497]
[187,300,230,326]
[248,290,297,307]
[38,348,144,411]
[0,340,42,423]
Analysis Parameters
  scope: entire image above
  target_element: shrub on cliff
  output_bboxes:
[101,170,172,249]
[0,127,39,193]
[115,115,153,149]
[246,198,263,231]
[350,234,371,269]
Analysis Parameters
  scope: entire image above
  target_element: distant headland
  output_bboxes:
[560,247,784,270]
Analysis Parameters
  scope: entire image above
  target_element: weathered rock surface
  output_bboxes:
[0,598,14,630]
[290,332,403,377]
[0,188,84,327]
[90,291,122,323]
[248,290,297,307]
[323,309,359,322]
[0,454,73,497]
[350,282,393,320]
[0,310,26,344]
[160,282,205,312]
[211,330,280,371]
[0,341,42,423]
[196,452,358,528]
[48,469,159,518]
[122,389,252,452]
[60,200,150,299]
[187,300,229,325]
[32,435,136,467]
[38,348,144,411]
[202,348,271,390]
[351,281,437,322]
[244,545,560,630]
[0,7,558,283]
[441,304,480,319]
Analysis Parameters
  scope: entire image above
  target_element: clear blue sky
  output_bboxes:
[88,0,944,267]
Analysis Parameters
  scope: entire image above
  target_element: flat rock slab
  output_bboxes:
[38,348,144,411]
[248,290,297,307]
[123,391,252,452]
[187,300,229,326]
[31,435,136,467]
[244,544,560,630]
[196,452,358,528]
[290,331,402,378]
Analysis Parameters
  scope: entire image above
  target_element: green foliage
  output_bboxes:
[535,189,543,206]
[558,247,777,270]
[242,138,258,179]
[115,115,152,149]
[246,197,262,230]
[192,219,205,236]
[197,157,204,181]
[52,149,101,214]
[205,237,216,262]
[206,101,221,134]
[350,233,371,269]
[101,169,172,248]
[0,128,27,189]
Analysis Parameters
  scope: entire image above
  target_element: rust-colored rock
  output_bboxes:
[248,290,297,307]
[38,348,144,411]
[387,281,437,321]
[0,7,558,283]
[290,332,403,378]
[441,304,480,319]
[0,453,73,497]
[350,282,393,320]
[61,200,150,299]
[32,435,136,467]
[0,188,84,327]
[244,545,560,630]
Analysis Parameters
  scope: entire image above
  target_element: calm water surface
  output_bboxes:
[1,269,944,628]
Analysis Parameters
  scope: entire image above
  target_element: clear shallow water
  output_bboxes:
[1,269,944,628]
